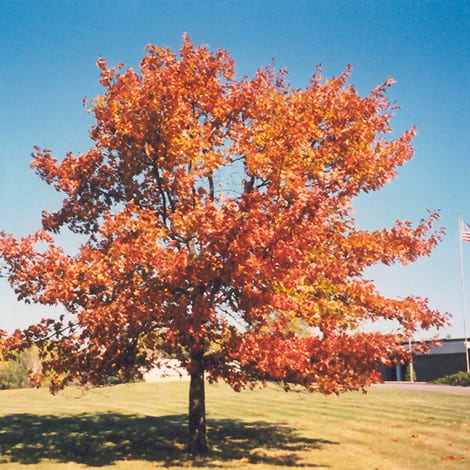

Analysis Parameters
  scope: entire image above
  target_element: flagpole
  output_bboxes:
[458,213,470,373]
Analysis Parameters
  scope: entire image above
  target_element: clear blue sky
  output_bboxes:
[1,0,469,338]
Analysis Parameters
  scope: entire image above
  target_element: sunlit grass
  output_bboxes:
[0,381,469,468]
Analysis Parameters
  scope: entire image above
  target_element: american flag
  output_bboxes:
[462,221,470,242]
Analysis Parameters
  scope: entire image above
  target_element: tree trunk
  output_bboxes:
[187,350,209,454]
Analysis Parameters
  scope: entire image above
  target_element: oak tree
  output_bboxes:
[0,36,446,454]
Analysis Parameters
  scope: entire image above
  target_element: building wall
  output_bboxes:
[413,353,467,382]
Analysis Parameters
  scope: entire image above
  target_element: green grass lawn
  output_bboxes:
[0,381,469,469]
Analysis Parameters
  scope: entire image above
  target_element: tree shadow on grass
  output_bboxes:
[0,413,337,467]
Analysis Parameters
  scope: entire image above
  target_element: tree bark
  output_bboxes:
[187,349,209,454]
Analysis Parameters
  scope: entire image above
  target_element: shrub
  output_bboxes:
[434,371,470,386]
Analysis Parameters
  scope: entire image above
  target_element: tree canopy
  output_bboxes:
[0,36,447,453]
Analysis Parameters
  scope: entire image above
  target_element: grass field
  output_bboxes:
[0,381,469,469]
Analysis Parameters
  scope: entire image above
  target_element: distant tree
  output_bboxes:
[0,346,41,389]
[0,36,447,454]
